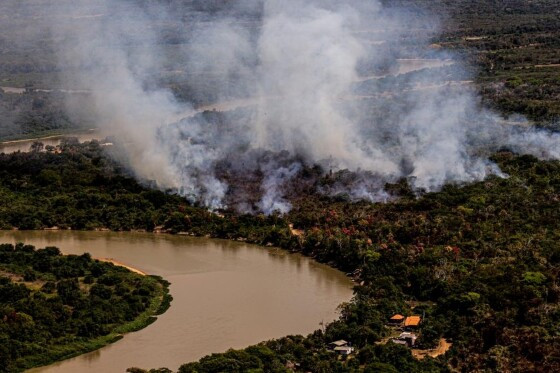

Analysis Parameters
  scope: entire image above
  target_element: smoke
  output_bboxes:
[35,0,560,212]
[259,162,302,215]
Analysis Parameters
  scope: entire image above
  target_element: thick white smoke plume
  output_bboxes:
[43,0,559,212]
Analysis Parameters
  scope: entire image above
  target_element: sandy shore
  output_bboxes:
[96,258,147,276]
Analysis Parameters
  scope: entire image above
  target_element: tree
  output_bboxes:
[30,141,44,153]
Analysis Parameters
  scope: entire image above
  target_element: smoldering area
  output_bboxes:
[2,0,559,213]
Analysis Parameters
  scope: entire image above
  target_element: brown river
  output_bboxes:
[0,131,105,154]
[0,231,353,373]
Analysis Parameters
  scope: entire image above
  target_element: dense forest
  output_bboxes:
[0,140,191,231]
[0,241,171,373]
[138,154,560,372]
[1,142,559,372]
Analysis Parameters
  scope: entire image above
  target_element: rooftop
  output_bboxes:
[329,340,349,347]
[404,315,422,327]
[399,332,417,339]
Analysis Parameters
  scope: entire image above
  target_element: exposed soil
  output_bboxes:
[412,338,452,360]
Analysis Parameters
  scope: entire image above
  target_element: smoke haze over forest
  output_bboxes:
[4,0,559,213]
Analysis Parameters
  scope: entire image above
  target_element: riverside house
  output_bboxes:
[404,315,422,330]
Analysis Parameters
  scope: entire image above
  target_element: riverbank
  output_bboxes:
[0,128,99,144]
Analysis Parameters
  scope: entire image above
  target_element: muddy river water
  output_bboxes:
[0,231,353,373]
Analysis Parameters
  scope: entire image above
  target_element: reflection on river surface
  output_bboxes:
[0,231,353,373]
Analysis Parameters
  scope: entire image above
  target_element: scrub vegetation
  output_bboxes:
[416,0,560,122]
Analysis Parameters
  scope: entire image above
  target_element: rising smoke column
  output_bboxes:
[46,0,559,212]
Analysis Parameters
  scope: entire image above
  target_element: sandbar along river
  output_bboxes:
[0,231,353,372]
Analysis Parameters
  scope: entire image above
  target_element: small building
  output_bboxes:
[329,340,355,355]
[389,314,405,325]
[334,346,355,355]
[404,315,422,330]
[391,332,418,348]
[399,332,418,347]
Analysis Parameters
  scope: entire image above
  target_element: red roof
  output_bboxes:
[404,316,421,327]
